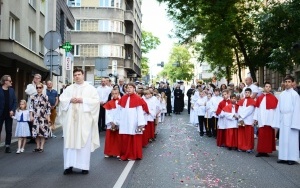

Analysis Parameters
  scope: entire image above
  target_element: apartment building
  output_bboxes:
[0,0,74,100]
[67,0,142,86]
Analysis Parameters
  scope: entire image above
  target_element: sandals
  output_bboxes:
[33,148,44,153]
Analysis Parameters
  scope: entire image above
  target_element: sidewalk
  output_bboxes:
[0,119,61,147]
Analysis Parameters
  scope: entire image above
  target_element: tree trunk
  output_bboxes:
[234,47,242,82]
[233,30,257,82]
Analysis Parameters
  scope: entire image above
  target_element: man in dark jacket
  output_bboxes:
[0,75,17,153]
[187,84,195,114]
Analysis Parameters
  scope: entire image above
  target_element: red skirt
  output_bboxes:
[148,121,155,139]
[120,134,143,161]
[225,128,238,148]
[257,126,276,153]
[237,125,254,151]
[216,129,226,147]
[142,125,149,147]
[104,130,121,157]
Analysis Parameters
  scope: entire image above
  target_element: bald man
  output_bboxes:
[240,77,258,99]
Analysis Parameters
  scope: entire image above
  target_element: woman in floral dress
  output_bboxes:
[29,83,51,152]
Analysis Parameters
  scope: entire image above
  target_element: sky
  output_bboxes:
[141,0,177,76]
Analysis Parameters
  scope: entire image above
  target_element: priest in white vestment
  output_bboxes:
[59,68,100,174]
[274,75,300,165]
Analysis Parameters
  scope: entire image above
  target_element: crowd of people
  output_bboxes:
[188,75,300,165]
[1,70,300,176]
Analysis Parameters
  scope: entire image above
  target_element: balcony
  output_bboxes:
[125,35,134,46]
[124,10,134,22]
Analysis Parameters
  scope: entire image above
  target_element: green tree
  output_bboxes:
[141,31,161,77]
[159,45,194,82]
[157,0,274,82]
[258,0,300,74]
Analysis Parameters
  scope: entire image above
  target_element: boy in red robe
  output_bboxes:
[253,82,278,157]
[216,89,230,147]
[220,94,239,150]
[103,89,121,158]
[237,88,256,153]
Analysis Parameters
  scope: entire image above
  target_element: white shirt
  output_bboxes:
[96,85,112,103]
[241,84,259,99]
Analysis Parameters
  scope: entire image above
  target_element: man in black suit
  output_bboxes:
[0,75,17,153]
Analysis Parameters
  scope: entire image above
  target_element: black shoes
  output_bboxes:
[82,170,89,174]
[5,147,11,153]
[277,160,287,164]
[288,161,296,165]
[63,167,73,175]
[64,167,89,175]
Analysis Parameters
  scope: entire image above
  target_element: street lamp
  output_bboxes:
[172,61,180,67]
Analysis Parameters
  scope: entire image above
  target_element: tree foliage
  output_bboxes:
[159,45,194,82]
[141,31,161,76]
[157,0,300,81]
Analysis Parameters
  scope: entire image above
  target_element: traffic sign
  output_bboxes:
[44,51,61,68]
[44,31,61,50]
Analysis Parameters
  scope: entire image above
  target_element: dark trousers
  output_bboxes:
[187,97,191,114]
[204,118,213,136]
[198,116,205,134]
[211,117,218,137]
[0,116,13,146]
[98,105,106,131]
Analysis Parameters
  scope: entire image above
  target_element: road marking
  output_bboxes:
[113,160,135,188]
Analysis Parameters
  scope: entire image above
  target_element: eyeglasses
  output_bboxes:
[36,87,43,89]
[6,80,12,82]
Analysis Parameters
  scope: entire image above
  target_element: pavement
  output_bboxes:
[0,106,300,188]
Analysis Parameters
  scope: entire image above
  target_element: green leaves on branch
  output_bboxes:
[159,45,194,82]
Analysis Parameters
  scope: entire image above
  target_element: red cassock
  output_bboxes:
[216,99,230,147]
[104,129,121,157]
[255,94,278,153]
[237,97,256,151]
[120,134,143,161]
[223,104,239,148]
[237,125,254,151]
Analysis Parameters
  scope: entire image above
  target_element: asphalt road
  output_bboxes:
[0,109,300,188]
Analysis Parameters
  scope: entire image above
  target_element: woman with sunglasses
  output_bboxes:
[29,83,51,153]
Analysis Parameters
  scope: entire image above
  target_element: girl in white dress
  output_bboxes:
[160,92,167,122]
[14,100,31,154]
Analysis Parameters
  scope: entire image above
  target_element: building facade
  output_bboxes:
[0,0,74,100]
[67,0,142,86]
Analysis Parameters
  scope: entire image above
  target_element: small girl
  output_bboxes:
[160,92,167,122]
[14,100,31,154]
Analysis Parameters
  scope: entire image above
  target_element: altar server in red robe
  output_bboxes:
[253,82,278,157]
[237,88,256,153]
[103,89,121,158]
[118,83,147,161]
[216,89,230,147]
[220,94,239,150]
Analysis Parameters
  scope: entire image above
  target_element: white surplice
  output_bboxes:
[220,105,238,129]
[59,82,100,170]
[274,88,300,161]
[119,96,146,135]
[105,100,120,129]
[237,99,255,125]
[253,96,276,128]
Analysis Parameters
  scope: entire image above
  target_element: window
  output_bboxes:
[100,0,121,8]
[99,20,124,33]
[75,20,81,31]
[29,0,36,9]
[99,20,110,32]
[74,45,80,56]
[39,36,44,55]
[9,17,16,39]
[67,0,81,7]
[99,45,123,58]
[29,28,36,51]
[81,20,98,31]
[40,0,46,15]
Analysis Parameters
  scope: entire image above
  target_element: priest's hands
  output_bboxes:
[71,97,83,103]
